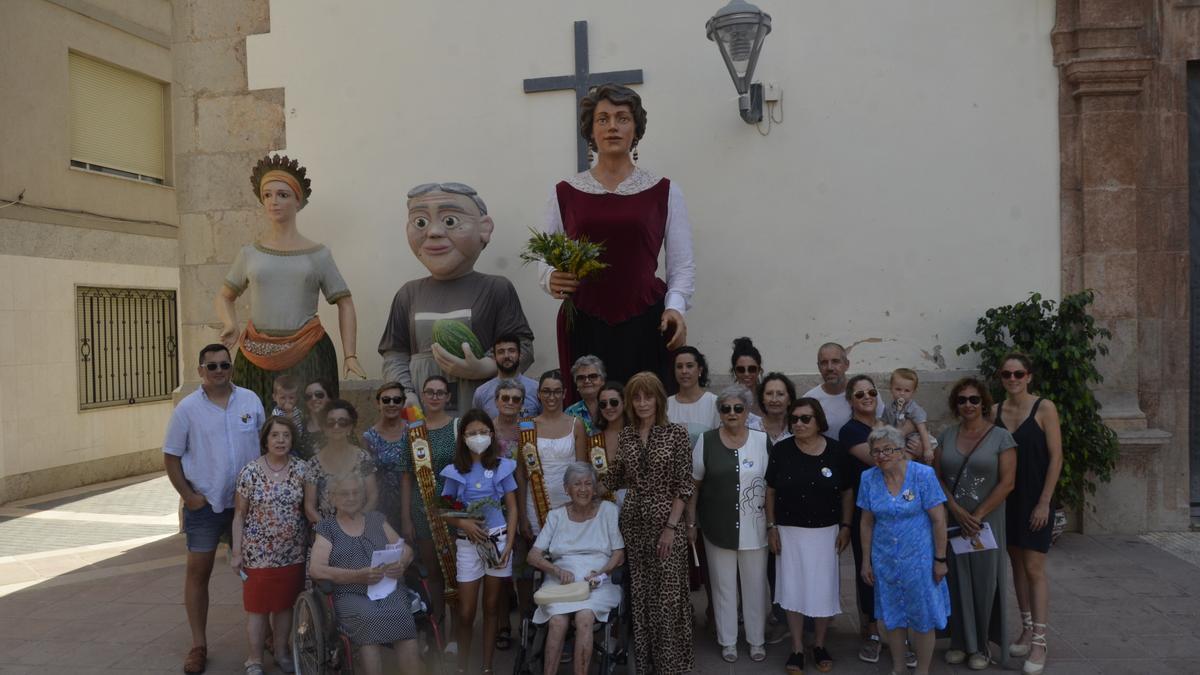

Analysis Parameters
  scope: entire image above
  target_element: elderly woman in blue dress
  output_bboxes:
[858,426,950,675]
[527,462,625,675]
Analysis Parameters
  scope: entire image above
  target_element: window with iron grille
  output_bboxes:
[76,286,179,410]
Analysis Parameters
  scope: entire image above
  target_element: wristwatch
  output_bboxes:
[766,522,777,530]
[933,556,948,563]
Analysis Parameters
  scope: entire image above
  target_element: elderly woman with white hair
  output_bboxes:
[858,426,950,675]
[527,462,625,675]
[565,354,606,434]
[685,385,770,663]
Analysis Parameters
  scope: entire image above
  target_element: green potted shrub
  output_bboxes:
[956,290,1118,537]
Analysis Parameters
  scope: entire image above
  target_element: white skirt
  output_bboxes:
[774,524,840,618]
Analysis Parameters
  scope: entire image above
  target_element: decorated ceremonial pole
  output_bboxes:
[519,418,551,528]
[403,405,457,606]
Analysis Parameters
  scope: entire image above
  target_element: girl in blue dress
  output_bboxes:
[440,409,518,675]
[858,425,950,675]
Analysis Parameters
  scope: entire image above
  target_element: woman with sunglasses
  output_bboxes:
[593,381,627,503]
[766,398,854,673]
[299,379,333,458]
[363,382,408,532]
[667,346,719,448]
[565,355,606,434]
[730,337,765,417]
[858,426,950,675]
[934,377,1016,671]
[519,371,589,541]
[837,375,887,664]
[685,385,770,663]
[993,354,1061,675]
[304,400,378,523]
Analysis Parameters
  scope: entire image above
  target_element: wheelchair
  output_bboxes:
[292,565,445,674]
[511,566,631,675]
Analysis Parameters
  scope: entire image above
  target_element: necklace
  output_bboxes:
[264,456,289,474]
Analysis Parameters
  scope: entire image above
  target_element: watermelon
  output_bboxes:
[432,319,484,360]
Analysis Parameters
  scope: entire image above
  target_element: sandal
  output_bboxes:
[1009,611,1033,657]
[494,627,513,651]
[1022,623,1048,674]
[813,645,833,672]
[183,645,207,674]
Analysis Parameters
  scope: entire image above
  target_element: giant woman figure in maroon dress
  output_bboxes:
[538,84,695,401]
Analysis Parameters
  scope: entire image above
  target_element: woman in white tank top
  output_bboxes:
[519,371,588,538]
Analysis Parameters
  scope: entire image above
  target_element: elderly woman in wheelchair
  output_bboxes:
[526,462,626,675]
[309,473,419,675]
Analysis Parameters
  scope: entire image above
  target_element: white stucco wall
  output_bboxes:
[247,0,1059,378]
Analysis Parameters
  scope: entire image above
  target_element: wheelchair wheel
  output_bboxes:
[293,591,327,675]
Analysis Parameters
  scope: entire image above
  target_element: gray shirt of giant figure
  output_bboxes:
[378,183,534,410]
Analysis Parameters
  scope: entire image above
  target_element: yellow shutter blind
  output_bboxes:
[69,52,166,180]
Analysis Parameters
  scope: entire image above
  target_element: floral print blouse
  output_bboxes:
[236,457,309,568]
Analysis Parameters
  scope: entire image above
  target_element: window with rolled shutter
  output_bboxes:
[69,52,167,184]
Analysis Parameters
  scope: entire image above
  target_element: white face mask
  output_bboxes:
[466,434,491,455]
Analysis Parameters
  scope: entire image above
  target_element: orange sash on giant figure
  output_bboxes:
[239,317,325,371]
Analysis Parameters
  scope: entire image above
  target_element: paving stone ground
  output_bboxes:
[1,474,1199,673]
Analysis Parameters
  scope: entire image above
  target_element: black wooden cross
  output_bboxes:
[523,20,644,173]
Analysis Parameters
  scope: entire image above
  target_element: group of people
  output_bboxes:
[164,82,1063,675]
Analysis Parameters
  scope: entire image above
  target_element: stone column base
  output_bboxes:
[1083,427,1177,534]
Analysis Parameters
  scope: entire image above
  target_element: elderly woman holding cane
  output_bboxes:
[309,473,419,675]
[527,462,625,675]
[858,426,951,675]
[686,385,770,663]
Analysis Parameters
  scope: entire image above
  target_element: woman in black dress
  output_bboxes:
[993,353,1062,675]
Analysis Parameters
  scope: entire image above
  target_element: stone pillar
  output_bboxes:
[1053,0,1191,532]
[170,0,282,386]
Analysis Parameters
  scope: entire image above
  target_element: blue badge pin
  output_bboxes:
[821,467,833,478]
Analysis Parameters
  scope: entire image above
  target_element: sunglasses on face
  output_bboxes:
[853,389,878,400]
[203,361,232,371]
[1000,370,1028,380]
[870,446,901,457]
[540,388,564,397]
[789,414,815,425]
[719,404,745,415]
[598,398,621,410]
[423,389,448,399]
[574,373,600,383]
[305,391,326,400]
[498,394,524,404]
[379,396,404,405]
[734,365,760,375]
[327,418,353,428]
[957,395,982,406]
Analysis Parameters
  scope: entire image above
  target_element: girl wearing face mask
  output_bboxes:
[440,409,519,675]
[304,400,377,523]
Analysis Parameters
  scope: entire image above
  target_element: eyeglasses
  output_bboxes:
[598,398,621,410]
[423,389,448,399]
[574,373,601,383]
[788,414,815,425]
[957,395,982,406]
[734,365,760,375]
[1000,370,1028,380]
[853,389,878,400]
[379,396,404,405]
[305,391,327,400]
[719,404,745,415]
[540,388,564,397]
[498,394,524,404]
[327,418,353,428]
[203,361,232,371]
[870,446,901,457]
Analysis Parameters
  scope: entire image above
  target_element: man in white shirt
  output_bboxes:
[163,343,265,674]
[802,342,883,439]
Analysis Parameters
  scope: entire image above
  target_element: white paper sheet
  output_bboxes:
[366,540,405,600]
[948,522,998,555]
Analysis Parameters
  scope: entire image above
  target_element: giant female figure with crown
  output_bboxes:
[214,155,366,408]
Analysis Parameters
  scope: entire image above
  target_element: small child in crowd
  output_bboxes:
[271,375,307,458]
[881,368,935,463]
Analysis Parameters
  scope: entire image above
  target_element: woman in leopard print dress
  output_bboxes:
[603,372,695,674]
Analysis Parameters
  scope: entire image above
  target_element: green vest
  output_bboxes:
[697,428,742,550]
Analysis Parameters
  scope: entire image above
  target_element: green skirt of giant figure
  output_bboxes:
[233,332,339,411]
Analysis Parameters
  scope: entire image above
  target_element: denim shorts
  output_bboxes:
[183,503,234,553]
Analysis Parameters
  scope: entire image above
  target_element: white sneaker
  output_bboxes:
[444,641,458,655]
[944,649,966,664]
[721,645,738,663]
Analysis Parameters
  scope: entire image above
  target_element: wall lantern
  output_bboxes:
[706,0,772,123]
